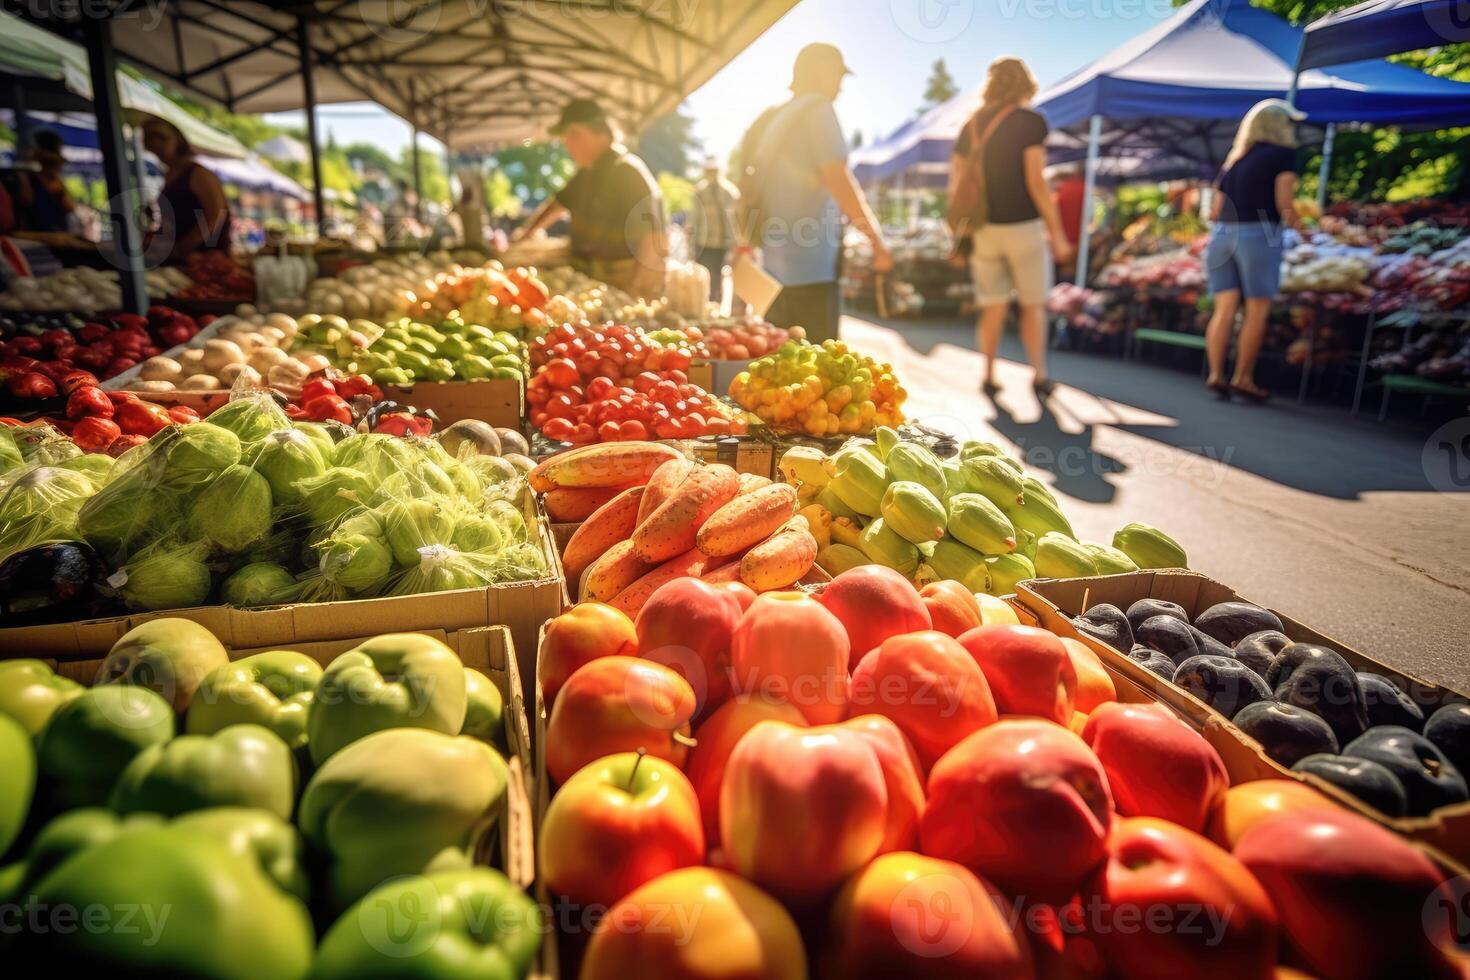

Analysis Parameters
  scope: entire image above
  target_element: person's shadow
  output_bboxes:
[988,394,1126,504]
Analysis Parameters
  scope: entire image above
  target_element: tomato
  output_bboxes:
[633,371,660,394]
[570,422,596,444]
[545,393,577,420]
[543,357,580,389]
[566,385,586,405]
[597,421,623,442]
[667,369,688,386]
[705,417,731,436]
[552,323,577,343]
[614,420,643,441]
[649,380,677,405]
[729,417,749,436]
[527,386,551,407]
[663,349,692,372]
[644,347,664,371]
[654,416,681,439]
[542,417,575,442]
[531,410,548,429]
[596,358,621,379]
[576,351,602,375]
[586,376,617,402]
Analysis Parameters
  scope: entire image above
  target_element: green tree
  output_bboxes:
[637,106,703,177]
[487,142,574,207]
[658,173,695,219]
[923,59,960,110]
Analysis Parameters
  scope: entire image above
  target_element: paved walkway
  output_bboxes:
[841,313,1470,690]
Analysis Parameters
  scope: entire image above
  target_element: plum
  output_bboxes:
[1234,630,1291,678]
[1424,704,1470,777]
[1342,726,1468,817]
[1293,753,1409,818]
[1126,598,1187,633]
[1357,673,1424,732]
[1074,603,1133,653]
[1173,655,1273,720]
[1268,644,1369,747]
[1234,701,1337,768]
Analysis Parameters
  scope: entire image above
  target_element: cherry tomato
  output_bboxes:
[705,417,731,436]
[542,417,575,441]
[542,357,580,389]
[620,420,647,441]
[545,394,577,420]
[663,349,692,372]
[570,422,596,444]
[597,421,623,442]
[586,376,617,402]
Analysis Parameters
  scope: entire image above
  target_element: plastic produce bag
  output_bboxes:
[157,422,243,491]
[296,509,395,602]
[387,542,547,596]
[0,464,95,562]
[221,562,300,608]
[185,463,273,554]
[206,392,292,446]
[374,493,460,567]
[0,427,23,474]
[254,429,327,511]
[296,467,374,528]
[110,538,213,611]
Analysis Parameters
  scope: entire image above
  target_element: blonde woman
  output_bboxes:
[1203,99,1304,402]
[951,57,1073,398]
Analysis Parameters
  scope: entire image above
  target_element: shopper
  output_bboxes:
[515,99,667,300]
[1052,161,1087,282]
[14,130,75,234]
[735,42,892,344]
[383,178,419,242]
[691,158,740,302]
[951,57,1073,398]
[141,119,232,263]
[1203,99,1303,402]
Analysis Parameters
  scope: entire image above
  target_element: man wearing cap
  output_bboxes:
[516,99,667,299]
[691,158,740,303]
[734,43,892,343]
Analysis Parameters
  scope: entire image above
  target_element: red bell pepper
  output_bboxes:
[167,405,201,424]
[107,433,148,457]
[373,412,433,438]
[303,394,353,425]
[58,369,100,395]
[71,417,122,453]
[114,399,173,437]
[300,378,338,405]
[8,372,57,399]
[66,386,114,420]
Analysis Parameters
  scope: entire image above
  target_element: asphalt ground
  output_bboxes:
[839,312,1470,690]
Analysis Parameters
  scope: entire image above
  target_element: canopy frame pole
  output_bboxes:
[81,13,146,314]
[1317,122,1336,211]
[411,124,424,224]
[1074,113,1103,288]
[1287,34,1306,108]
[10,82,31,155]
[298,17,326,238]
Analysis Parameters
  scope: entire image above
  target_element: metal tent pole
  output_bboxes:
[411,125,424,223]
[81,14,146,314]
[298,18,326,237]
[11,82,31,154]
[1317,122,1336,212]
[1074,113,1103,288]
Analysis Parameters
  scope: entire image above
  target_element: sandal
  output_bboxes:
[1230,382,1271,403]
[981,379,1001,397]
[1206,379,1233,400]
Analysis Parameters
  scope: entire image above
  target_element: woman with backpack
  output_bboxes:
[949,57,1073,397]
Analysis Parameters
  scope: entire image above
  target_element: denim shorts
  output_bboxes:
[1206,223,1284,300]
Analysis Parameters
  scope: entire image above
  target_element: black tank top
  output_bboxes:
[157,161,232,256]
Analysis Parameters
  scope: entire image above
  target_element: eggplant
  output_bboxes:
[0,542,113,625]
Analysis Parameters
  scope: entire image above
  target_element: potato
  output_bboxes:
[248,346,289,373]
[218,363,262,387]
[140,356,183,383]
[134,380,176,393]
[201,339,245,374]
[179,348,206,371]
[182,374,222,390]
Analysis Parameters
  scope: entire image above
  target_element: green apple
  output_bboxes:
[307,633,468,765]
[110,723,297,820]
[186,650,321,751]
[0,659,83,738]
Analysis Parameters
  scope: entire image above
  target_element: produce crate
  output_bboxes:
[687,359,714,394]
[706,357,749,395]
[1018,570,1470,866]
[379,376,524,429]
[0,491,569,707]
[41,624,535,890]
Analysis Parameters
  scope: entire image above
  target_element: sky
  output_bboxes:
[268,0,1180,166]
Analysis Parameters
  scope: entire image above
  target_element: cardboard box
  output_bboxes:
[687,360,713,394]
[37,624,535,890]
[1018,570,1470,866]
[0,493,568,707]
[707,358,748,396]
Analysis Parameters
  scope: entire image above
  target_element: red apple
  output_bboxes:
[921,719,1113,902]
[1236,807,1466,980]
[539,751,704,909]
[538,603,638,707]
[1205,779,1338,851]
[685,694,808,842]
[581,868,806,980]
[920,580,983,638]
[636,578,747,719]
[1081,702,1228,833]
[843,714,926,854]
[848,631,998,770]
[826,851,1033,979]
[1061,638,1116,714]
[544,656,696,785]
[958,624,1077,724]
[720,719,887,905]
[731,592,850,725]
[820,565,932,665]
[1083,817,1279,980]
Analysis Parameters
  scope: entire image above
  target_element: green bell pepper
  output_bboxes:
[314,868,542,979]
[423,357,457,382]
[461,667,504,746]
[16,827,314,978]
[0,660,82,739]
[98,618,230,714]
[185,651,321,751]
[0,713,35,856]
[172,807,308,901]
[299,728,508,912]
[455,354,496,380]
[37,685,174,808]
[307,633,468,766]
[109,723,296,820]
[7,808,162,897]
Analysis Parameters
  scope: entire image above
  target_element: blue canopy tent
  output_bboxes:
[1033,0,1470,281]
[1296,0,1470,71]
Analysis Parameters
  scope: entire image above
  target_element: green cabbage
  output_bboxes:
[77,465,176,557]
[221,562,299,607]
[317,532,394,594]
[442,459,483,502]
[484,498,528,543]
[0,465,95,561]
[292,423,337,465]
[0,427,22,474]
[56,452,115,489]
[186,464,272,553]
[297,467,374,528]
[207,395,291,445]
[376,496,457,566]
[160,423,242,490]
[451,514,502,555]
[333,433,416,483]
[115,540,212,611]
[388,542,546,596]
[466,455,519,488]
[255,429,327,510]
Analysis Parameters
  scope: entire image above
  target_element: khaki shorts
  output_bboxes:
[970,219,1053,307]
